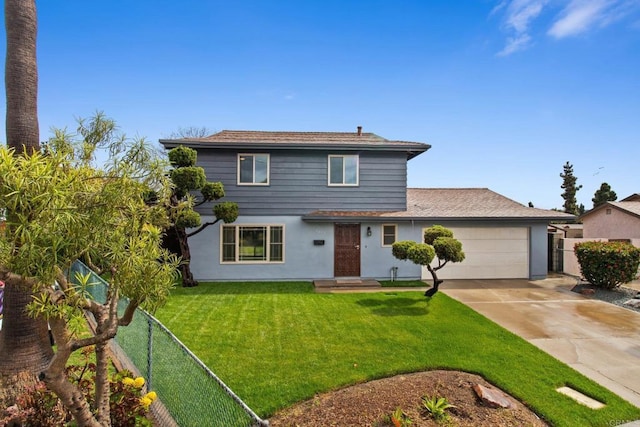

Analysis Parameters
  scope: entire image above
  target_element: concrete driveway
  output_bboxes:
[441,276,640,409]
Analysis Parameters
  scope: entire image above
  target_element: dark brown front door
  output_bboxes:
[334,224,361,277]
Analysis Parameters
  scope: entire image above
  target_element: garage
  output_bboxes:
[422,227,529,280]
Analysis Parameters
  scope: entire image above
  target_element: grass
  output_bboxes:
[155,281,640,426]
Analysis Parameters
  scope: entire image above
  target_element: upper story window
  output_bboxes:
[328,155,359,186]
[382,224,397,247]
[238,154,269,185]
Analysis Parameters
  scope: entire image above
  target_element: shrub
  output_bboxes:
[433,237,465,263]
[2,354,155,427]
[392,240,417,261]
[407,243,436,266]
[170,167,206,192]
[422,395,455,421]
[574,241,640,289]
[168,145,197,167]
[423,225,453,245]
[176,209,201,229]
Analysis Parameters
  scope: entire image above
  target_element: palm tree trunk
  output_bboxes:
[0,277,53,405]
[1,0,53,405]
[5,0,39,154]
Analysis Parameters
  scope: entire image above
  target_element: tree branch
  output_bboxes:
[186,218,220,237]
[118,299,140,326]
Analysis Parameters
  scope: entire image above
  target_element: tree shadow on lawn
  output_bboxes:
[355,295,430,317]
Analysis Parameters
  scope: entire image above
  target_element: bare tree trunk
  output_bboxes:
[177,226,198,287]
[424,265,444,297]
[93,305,113,427]
[163,225,198,287]
[42,318,101,427]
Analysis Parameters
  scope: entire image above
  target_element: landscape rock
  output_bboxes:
[624,299,640,309]
[473,383,513,408]
[580,288,596,296]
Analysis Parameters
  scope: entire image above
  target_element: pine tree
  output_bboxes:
[560,162,582,215]
[592,182,617,208]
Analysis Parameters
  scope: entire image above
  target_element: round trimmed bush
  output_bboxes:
[407,243,436,266]
[574,241,640,289]
[392,240,417,261]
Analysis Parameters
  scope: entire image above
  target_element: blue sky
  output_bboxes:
[1,0,639,210]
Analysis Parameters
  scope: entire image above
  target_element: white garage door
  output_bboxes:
[421,227,529,279]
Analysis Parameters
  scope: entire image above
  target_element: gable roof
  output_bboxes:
[304,188,574,222]
[160,130,430,159]
[580,201,640,221]
[621,193,640,202]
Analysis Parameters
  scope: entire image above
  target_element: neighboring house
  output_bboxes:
[160,129,572,282]
[548,223,583,238]
[580,195,640,243]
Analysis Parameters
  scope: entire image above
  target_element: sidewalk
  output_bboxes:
[441,276,640,409]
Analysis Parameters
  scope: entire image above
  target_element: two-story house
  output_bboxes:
[160,129,573,282]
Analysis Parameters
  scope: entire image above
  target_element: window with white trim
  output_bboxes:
[221,225,284,263]
[328,154,359,186]
[238,153,269,185]
[382,224,397,247]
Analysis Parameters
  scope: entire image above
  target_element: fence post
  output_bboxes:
[147,314,153,390]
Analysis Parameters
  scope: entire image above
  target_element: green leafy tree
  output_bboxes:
[574,241,640,289]
[0,115,179,426]
[560,162,582,215]
[592,182,617,208]
[391,225,465,296]
[164,146,238,287]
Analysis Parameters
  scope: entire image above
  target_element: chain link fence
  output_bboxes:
[70,260,268,427]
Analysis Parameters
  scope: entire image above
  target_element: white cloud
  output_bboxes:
[505,0,548,33]
[549,0,613,38]
[497,34,533,56]
[494,0,548,55]
[492,0,640,54]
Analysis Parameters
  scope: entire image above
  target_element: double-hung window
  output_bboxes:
[328,155,359,186]
[382,224,397,247]
[221,225,284,263]
[238,153,269,185]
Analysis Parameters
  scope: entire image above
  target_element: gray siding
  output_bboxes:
[195,149,408,215]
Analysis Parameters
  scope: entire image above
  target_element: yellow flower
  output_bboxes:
[144,391,158,402]
[140,396,153,408]
[133,377,145,388]
[122,377,135,386]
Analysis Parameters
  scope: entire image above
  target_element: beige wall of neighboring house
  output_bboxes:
[560,236,639,278]
[561,238,607,277]
[583,207,640,239]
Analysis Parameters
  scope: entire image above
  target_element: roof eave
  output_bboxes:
[159,139,430,158]
[302,214,575,223]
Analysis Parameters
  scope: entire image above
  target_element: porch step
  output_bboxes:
[313,279,382,292]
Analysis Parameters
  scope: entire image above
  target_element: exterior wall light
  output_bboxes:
[366,226,372,237]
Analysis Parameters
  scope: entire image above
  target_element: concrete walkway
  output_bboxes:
[441,276,640,409]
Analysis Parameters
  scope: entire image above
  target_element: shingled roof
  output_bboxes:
[303,188,574,221]
[160,129,430,159]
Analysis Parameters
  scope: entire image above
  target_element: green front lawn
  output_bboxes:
[155,282,640,426]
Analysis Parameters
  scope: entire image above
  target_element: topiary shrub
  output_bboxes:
[392,240,417,261]
[168,145,197,167]
[574,241,640,289]
[407,243,436,266]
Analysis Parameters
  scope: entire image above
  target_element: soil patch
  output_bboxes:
[269,370,548,427]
